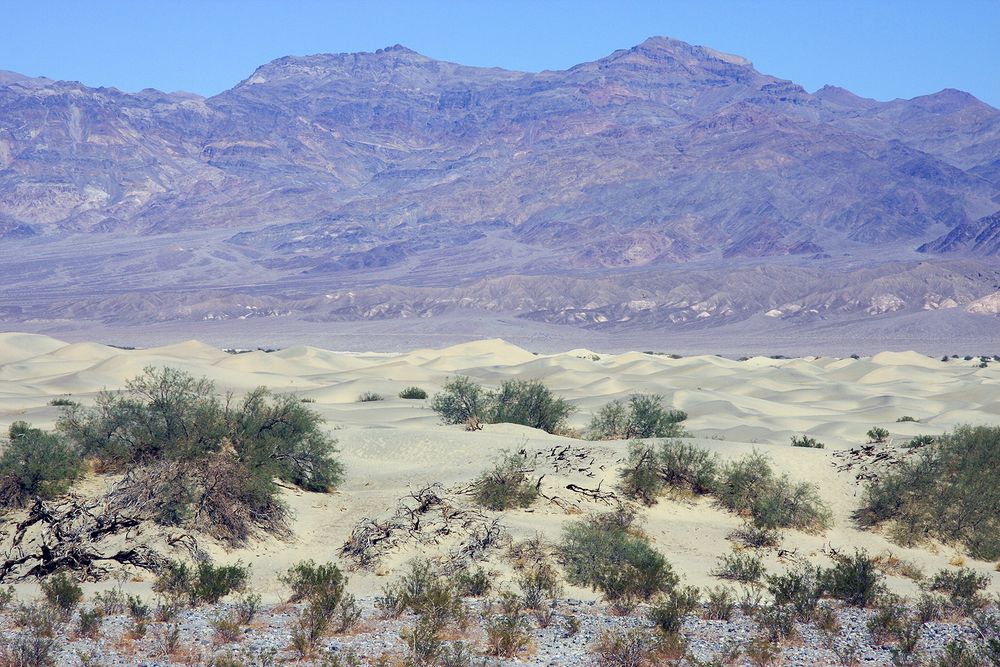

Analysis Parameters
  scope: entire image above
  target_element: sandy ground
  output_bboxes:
[1,332,998,602]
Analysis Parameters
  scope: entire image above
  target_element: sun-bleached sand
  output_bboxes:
[1,332,999,602]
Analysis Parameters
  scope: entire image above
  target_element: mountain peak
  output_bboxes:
[633,36,753,67]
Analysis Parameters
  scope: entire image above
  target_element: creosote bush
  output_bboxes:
[398,386,428,400]
[357,391,384,402]
[153,560,249,607]
[790,435,824,449]
[40,571,83,619]
[0,421,82,509]
[52,367,344,544]
[431,376,573,433]
[560,506,678,613]
[867,427,891,443]
[588,394,687,440]
[472,451,539,511]
[280,560,359,659]
[859,424,1000,559]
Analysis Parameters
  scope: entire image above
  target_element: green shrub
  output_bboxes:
[382,559,466,628]
[472,451,539,511]
[905,434,936,448]
[588,394,687,440]
[280,560,347,606]
[357,391,384,402]
[704,586,735,621]
[484,592,531,658]
[0,634,57,667]
[0,422,82,507]
[40,571,83,619]
[592,627,686,667]
[647,585,700,632]
[77,607,103,639]
[658,440,718,495]
[516,561,562,610]
[896,416,919,423]
[282,561,358,657]
[867,427,890,443]
[859,425,1000,559]
[430,376,488,429]
[824,550,885,607]
[453,566,492,598]
[729,523,781,548]
[398,387,428,400]
[790,435,824,449]
[489,379,574,433]
[717,451,830,533]
[765,564,826,619]
[619,441,665,505]
[153,560,249,606]
[712,552,765,584]
[47,397,77,407]
[928,568,990,612]
[758,603,797,642]
[560,508,678,612]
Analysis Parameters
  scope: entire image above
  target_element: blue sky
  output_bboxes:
[3,0,998,107]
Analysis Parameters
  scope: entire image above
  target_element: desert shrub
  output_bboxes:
[472,451,539,510]
[859,424,1000,559]
[399,387,428,400]
[383,559,466,628]
[40,571,83,619]
[484,592,531,658]
[212,613,243,643]
[47,397,77,407]
[430,376,488,429]
[560,508,678,612]
[757,603,797,642]
[705,586,735,621]
[15,602,60,638]
[713,552,765,583]
[790,435,824,449]
[281,560,360,655]
[280,560,347,605]
[588,394,687,440]
[452,565,492,597]
[57,369,342,543]
[234,593,261,624]
[915,592,946,624]
[517,560,562,610]
[357,391,384,402]
[489,378,575,433]
[717,452,830,532]
[825,550,885,607]
[897,416,919,423]
[592,627,677,667]
[765,564,826,619]
[0,586,14,611]
[867,427,891,443]
[929,568,990,613]
[729,523,781,548]
[751,476,832,533]
[867,595,908,643]
[153,560,249,606]
[0,422,82,507]
[647,585,700,633]
[77,607,103,639]
[658,440,718,494]
[905,434,936,448]
[0,635,57,667]
[619,441,664,505]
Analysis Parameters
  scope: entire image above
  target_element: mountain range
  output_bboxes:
[1,37,999,353]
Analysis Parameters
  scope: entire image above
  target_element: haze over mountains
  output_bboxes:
[2,37,999,353]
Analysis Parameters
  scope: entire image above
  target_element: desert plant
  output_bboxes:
[452,565,491,597]
[718,451,830,532]
[757,603,797,642]
[0,635,57,667]
[867,595,908,643]
[472,451,539,510]
[859,424,1000,559]
[713,551,765,584]
[484,592,531,658]
[825,550,885,607]
[658,439,718,495]
[928,568,990,613]
[619,441,664,504]
[77,606,103,639]
[153,560,249,606]
[212,613,243,643]
[489,378,575,433]
[589,394,687,440]
[0,422,82,507]
[765,564,826,619]
[357,391,384,402]
[867,427,891,443]
[560,508,678,612]
[704,586,735,620]
[905,434,936,448]
[647,585,700,633]
[790,435,825,449]
[517,561,562,610]
[40,571,83,619]
[729,523,781,548]
[430,376,487,429]
[896,416,919,423]
[234,593,261,624]
[0,586,14,611]
[591,628,666,667]
[47,397,77,407]
[399,387,428,400]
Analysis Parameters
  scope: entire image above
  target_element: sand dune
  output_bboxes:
[1,332,998,599]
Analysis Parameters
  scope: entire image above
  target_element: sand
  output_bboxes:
[1,332,998,602]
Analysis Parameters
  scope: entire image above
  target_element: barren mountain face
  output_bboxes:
[1,37,998,351]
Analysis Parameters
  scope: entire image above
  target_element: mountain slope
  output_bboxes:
[0,37,998,349]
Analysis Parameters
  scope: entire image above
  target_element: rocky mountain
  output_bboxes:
[1,37,999,351]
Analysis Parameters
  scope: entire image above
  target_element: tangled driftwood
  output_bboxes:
[339,484,506,570]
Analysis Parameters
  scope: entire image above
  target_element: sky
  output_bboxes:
[2,0,999,107]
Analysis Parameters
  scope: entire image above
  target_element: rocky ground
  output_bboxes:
[1,594,996,666]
